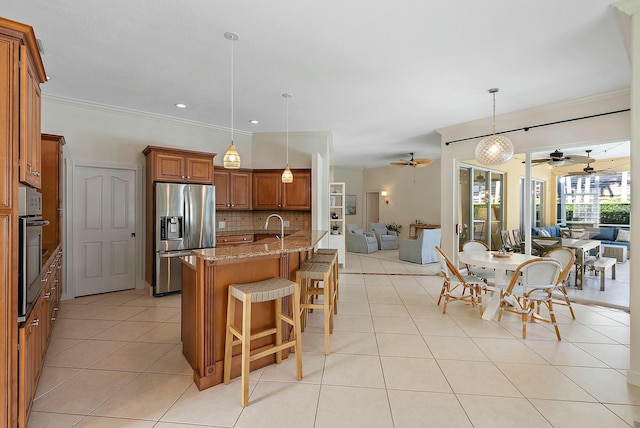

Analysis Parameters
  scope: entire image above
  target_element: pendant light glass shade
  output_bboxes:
[281,93,293,183]
[223,32,241,169]
[281,166,293,183]
[223,143,241,168]
[475,88,513,166]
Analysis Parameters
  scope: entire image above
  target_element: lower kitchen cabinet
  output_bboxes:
[18,245,62,428]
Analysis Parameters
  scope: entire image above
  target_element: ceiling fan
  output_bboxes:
[566,150,615,176]
[390,153,433,168]
[530,149,594,166]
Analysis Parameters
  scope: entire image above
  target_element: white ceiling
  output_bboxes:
[3,0,631,167]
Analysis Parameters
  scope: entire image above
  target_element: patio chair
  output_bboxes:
[497,258,563,340]
[461,240,496,286]
[544,247,576,320]
[345,224,378,254]
[500,230,515,252]
[435,246,487,315]
[368,222,399,250]
[399,228,441,264]
[511,229,523,252]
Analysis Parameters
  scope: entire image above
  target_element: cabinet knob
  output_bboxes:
[187,176,190,179]
[53,307,59,311]
[182,176,186,179]
[231,204,234,207]
[44,292,51,299]
[31,319,39,326]
[51,317,56,321]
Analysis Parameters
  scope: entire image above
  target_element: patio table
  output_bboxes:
[457,251,538,321]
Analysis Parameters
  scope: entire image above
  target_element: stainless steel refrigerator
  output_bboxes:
[154,182,215,295]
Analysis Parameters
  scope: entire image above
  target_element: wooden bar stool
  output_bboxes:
[223,277,302,406]
[297,262,335,355]
[309,252,339,314]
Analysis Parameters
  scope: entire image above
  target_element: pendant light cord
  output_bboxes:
[491,91,496,135]
[286,96,289,165]
[231,36,234,144]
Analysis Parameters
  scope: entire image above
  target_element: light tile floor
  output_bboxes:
[28,253,639,427]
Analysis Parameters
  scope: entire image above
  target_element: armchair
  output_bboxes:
[368,222,399,250]
[399,228,442,264]
[345,224,378,254]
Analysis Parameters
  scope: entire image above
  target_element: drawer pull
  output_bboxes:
[31,319,39,326]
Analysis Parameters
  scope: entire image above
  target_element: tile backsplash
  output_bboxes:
[216,211,311,233]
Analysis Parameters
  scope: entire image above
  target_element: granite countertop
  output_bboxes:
[194,230,327,261]
[179,255,197,270]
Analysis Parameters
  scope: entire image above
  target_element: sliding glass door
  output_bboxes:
[459,165,505,250]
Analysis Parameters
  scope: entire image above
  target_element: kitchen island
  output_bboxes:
[181,229,327,390]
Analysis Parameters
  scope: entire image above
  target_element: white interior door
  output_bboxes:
[73,166,136,296]
[366,192,380,226]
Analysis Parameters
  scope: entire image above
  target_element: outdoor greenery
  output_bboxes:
[565,202,630,225]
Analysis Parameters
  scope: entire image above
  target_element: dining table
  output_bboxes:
[458,251,539,321]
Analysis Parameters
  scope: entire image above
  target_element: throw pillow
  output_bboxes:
[353,228,364,235]
[537,229,550,237]
[615,229,630,242]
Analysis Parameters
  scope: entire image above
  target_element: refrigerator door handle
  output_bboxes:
[184,186,190,248]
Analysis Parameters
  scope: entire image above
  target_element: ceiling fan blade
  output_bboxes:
[566,171,589,176]
[531,158,552,164]
[563,155,595,164]
[413,158,433,166]
[390,162,408,167]
[593,170,616,176]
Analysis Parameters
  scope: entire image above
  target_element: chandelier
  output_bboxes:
[475,88,514,166]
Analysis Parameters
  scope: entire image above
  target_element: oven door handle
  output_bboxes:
[26,220,50,227]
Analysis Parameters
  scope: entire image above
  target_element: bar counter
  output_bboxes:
[181,229,327,390]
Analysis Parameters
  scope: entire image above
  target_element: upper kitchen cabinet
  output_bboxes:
[0,18,46,192]
[252,169,311,211]
[41,134,65,257]
[143,146,215,184]
[215,169,251,210]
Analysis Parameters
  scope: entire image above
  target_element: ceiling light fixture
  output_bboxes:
[249,120,259,124]
[175,103,187,109]
[223,32,241,169]
[474,88,514,166]
[281,93,293,183]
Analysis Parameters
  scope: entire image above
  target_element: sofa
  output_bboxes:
[586,226,630,255]
[345,224,378,254]
[399,228,441,264]
[368,222,399,250]
[531,225,562,238]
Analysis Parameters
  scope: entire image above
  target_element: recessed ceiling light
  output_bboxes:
[249,120,259,124]
[175,103,188,109]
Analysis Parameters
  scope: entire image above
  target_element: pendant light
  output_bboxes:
[281,93,293,183]
[223,32,241,169]
[474,88,514,166]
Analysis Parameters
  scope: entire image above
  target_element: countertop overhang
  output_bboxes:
[193,230,327,261]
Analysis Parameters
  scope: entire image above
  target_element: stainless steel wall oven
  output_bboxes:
[18,187,49,322]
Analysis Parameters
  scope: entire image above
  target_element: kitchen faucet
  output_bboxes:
[264,213,285,240]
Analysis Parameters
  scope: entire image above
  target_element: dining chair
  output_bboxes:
[435,246,487,315]
[497,258,563,340]
[544,247,576,319]
[461,240,496,286]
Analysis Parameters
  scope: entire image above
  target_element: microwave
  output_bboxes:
[18,187,48,323]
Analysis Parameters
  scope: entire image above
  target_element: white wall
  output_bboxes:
[42,95,253,167]
[332,163,441,238]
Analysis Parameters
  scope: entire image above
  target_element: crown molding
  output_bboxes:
[42,94,252,136]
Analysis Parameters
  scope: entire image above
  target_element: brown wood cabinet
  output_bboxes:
[41,134,65,255]
[18,246,62,428]
[19,45,43,189]
[217,234,254,245]
[0,17,46,428]
[252,169,311,211]
[214,169,251,210]
[143,146,215,184]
